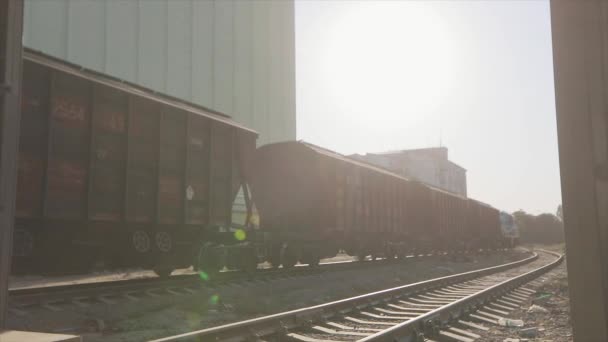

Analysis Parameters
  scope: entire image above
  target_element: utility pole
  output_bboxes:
[551,1,608,340]
[0,0,24,329]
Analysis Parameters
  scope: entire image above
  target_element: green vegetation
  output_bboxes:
[513,206,564,244]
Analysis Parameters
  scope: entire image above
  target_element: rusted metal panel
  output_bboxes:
[89,85,127,221]
[158,108,186,224]
[16,60,49,218]
[209,123,233,226]
[126,97,160,223]
[45,71,91,219]
[185,113,211,225]
[407,182,432,248]
[23,49,257,135]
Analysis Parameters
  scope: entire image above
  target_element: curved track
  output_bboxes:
[149,250,562,342]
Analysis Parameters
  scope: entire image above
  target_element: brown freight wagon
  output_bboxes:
[477,201,502,249]
[465,199,502,251]
[425,186,469,254]
[249,141,424,265]
[13,49,257,276]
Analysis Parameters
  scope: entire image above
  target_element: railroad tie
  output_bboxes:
[439,329,475,342]
[506,292,528,301]
[448,327,481,339]
[286,333,335,342]
[97,294,117,305]
[387,303,431,313]
[373,307,421,317]
[166,288,184,295]
[488,302,515,312]
[145,289,162,298]
[398,300,440,308]
[344,316,395,326]
[475,310,505,321]
[311,325,371,337]
[71,296,90,308]
[468,313,498,325]
[360,311,412,320]
[457,320,490,331]
[123,292,140,301]
[326,321,382,332]
[481,306,510,316]
[42,300,64,312]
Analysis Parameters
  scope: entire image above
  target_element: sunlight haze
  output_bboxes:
[296,0,560,215]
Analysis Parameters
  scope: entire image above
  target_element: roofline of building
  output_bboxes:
[366,146,448,156]
[361,147,467,172]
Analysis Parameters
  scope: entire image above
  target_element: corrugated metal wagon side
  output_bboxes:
[13,50,258,276]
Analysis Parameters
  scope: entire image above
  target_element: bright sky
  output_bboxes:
[295,0,560,215]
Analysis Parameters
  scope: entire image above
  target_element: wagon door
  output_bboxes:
[185,114,211,225]
[158,108,186,224]
[342,164,356,234]
[17,61,50,218]
[209,123,233,226]
[126,98,160,223]
[45,72,91,219]
[350,167,363,232]
[89,85,127,221]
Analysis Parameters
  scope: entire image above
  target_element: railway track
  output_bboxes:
[149,250,562,342]
[8,253,440,315]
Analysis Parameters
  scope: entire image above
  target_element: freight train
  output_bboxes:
[11,49,516,276]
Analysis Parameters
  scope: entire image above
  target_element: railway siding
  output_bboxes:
[149,250,558,342]
[6,250,527,340]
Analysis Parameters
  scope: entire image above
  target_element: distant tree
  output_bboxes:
[512,210,564,245]
[556,204,563,221]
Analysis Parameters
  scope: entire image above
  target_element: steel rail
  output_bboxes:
[360,249,563,341]
[149,252,540,342]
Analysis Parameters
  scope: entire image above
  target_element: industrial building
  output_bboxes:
[351,147,467,197]
[22,0,296,145]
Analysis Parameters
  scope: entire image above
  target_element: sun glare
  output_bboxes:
[321,3,457,130]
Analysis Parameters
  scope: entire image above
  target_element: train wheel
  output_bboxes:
[132,230,152,254]
[13,228,34,258]
[155,231,173,253]
[11,229,36,274]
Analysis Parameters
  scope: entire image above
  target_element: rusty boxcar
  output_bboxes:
[465,199,502,251]
[13,49,257,276]
[248,141,417,265]
[249,141,507,267]
[248,141,485,266]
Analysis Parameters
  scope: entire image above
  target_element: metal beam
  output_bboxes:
[0,0,24,329]
[551,1,608,340]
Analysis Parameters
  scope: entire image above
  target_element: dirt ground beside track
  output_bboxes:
[6,249,531,341]
[479,245,573,342]
[8,254,358,290]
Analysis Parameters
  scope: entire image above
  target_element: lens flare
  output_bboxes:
[209,294,220,305]
[234,229,246,241]
[198,271,209,281]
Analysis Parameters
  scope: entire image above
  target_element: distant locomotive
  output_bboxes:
[500,211,520,248]
[12,50,513,277]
